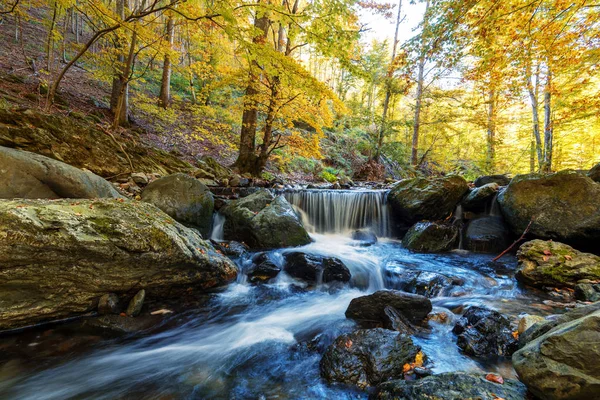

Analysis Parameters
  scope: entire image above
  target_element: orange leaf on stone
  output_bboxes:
[485,374,504,384]
[564,255,573,261]
[542,255,550,262]
[543,250,552,256]
[344,339,353,349]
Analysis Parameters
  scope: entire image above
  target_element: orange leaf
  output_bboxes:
[512,330,519,340]
[542,255,550,262]
[345,339,353,349]
[486,374,504,384]
[564,255,572,261]
[403,363,412,373]
[543,250,552,256]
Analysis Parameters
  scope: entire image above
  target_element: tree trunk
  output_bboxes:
[411,0,430,166]
[486,88,496,173]
[185,22,197,104]
[113,28,137,129]
[542,65,553,173]
[46,0,58,72]
[525,61,543,169]
[159,14,174,108]
[111,0,126,117]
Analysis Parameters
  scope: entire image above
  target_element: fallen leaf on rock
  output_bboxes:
[485,374,504,384]
[512,330,519,340]
[119,312,127,317]
[403,363,411,373]
[543,250,552,255]
[564,255,572,261]
[150,309,173,315]
[542,255,550,262]
[414,351,424,367]
[344,339,352,349]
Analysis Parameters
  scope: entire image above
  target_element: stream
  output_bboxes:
[0,190,556,400]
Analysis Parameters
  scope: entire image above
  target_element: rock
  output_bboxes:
[452,306,517,357]
[402,222,459,253]
[474,174,511,187]
[126,289,145,317]
[516,240,600,288]
[130,172,149,186]
[388,175,468,230]
[82,314,163,336]
[345,290,432,325]
[339,176,354,186]
[198,155,232,180]
[0,146,122,199]
[211,240,249,258]
[518,315,546,335]
[283,252,350,284]
[461,182,499,210]
[574,283,600,302]
[498,171,600,249]
[372,372,527,400]
[247,253,281,283]
[385,269,462,298]
[351,229,377,245]
[220,189,311,249]
[465,216,510,253]
[320,328,422,388]
[587,162,600,183]
[0,199,237,331]
[141,173,214,237]
[513,309,600,400]
[97,293,120,315]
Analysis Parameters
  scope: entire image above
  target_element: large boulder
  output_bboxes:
[452,306,517,357]
[461,182,499,211]
[320,328,422,388]
[0,199,237,331]
[346,290,432,325]
[402,222,459,253]
[588,162,600,183]
[513,309,600,400]
[247,252,281,283]
[372,372,527,400]
[141,173,214,236]
[283,252,350,284]
[465,216,510,253]
[516,240,600,288]
[0,146,121,199]
[220,189,311,249]
[474,174,511,187]
[387,175,468,230]
[498,171,600,249]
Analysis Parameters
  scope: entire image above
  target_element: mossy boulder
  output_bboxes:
[498,171,600,249]
[516,240,600,288]
[513,309,600,400]
[388,175,468,231]
[402,221,459,253]
[588,162,600,183]
[461,182,499,211]
[0,199,237,331]
[220,189,311,249]
[141,173,214,237]
[0,146,122,199]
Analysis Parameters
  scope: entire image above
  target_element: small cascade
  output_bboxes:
[453,204,464,250]
[210,213,225,241]
[284,189,392,237]
[489,193,501,216]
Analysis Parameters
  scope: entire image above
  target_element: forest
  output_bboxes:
[1,0,599,181]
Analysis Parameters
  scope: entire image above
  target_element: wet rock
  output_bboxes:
[372,372,527,400]
[452,306,517,357]
[126,289,145,317]
[516,240,600,288]
[388,175,469,230]
[283,252,350,284]
[513,309,600,400]
[345,290,432,325]
[574,283,600,302]
[0,146,122,199]
[474,174,511,187]
[220,189,311,250]
[211,240,249,258]
[320,328,422,388]
[0,199,237,331]
[402,222,459,253]
[385,269,462,298]
[498,171,600,249]
[82,314,163,336]
[141,173,214,237]
[351,229,377,246]
[588,162,600,183]
[518,314,546,335]
[248,253,281,283]
[98,293,120,315]
[465,216,510,253]
[462,183,499,211]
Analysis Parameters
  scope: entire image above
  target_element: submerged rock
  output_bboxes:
[513,309,600,400]
[452,306,517,357]
[0,199,237,331]
[387,175,468,230]
[141,173,214,237]
[247,253,281,283]
[372,372,527,400]
[385,268,463,298]
[0,146,121,199]
[402,222,459,253]
[220,189,311,249]
[345,290,432,325]
[352,229,378,246]
[465,216,510,253]
[320,328,422,388]
[516,240,600,288]
[283,252,350,284]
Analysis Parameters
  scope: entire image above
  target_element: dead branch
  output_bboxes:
[492,219,534,262]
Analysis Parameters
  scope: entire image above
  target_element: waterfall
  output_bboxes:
[284,189,391,237]
[211,213,225,241]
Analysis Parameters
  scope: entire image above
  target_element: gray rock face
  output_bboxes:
[402,222,459,253]
[387,175,468,230]
[126,289,145,317]
[575,283,600,302]
[372,372,527,400]
[513,309,600,400]
[516,240,600,288]
[498,171,600,248]
[345,290,432,325]
[320,328,422,388]
[141,173,214,237]
[0,146,121,199]
[465,216,510,253]
[0,199,237,331]
[474,174,511,187]
[220,189,311,249]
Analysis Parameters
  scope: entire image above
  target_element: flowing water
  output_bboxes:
[0,190,555,400]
